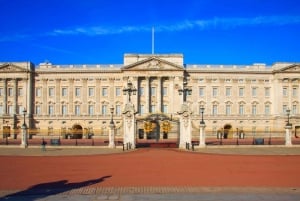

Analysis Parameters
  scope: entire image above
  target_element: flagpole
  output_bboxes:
[152,27,154,54]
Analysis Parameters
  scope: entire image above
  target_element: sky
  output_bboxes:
[0,0,300,65]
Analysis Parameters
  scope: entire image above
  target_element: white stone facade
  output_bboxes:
[0,54,299,140]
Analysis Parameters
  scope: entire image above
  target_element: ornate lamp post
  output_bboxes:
[286,109,291,126]
[200,107,205,124]
[178,81,192,102]
[285,108,292,146]
[109,105,115,148]
[21,108,28,148]
[123,80,137,103]
[110,105,114,125]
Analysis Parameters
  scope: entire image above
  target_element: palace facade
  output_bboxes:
[0,54,300,141]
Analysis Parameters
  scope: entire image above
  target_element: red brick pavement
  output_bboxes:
[0,148,300,191]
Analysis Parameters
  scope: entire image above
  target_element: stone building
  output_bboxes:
[0,54,299,142]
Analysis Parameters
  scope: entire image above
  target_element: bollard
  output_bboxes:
[123,143,125,151]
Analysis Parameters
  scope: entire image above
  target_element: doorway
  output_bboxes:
[223,124,232,139]
[72,124,83,139]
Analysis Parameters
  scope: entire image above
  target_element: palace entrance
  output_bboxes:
[136,113,179,148]
[71,124,83,139]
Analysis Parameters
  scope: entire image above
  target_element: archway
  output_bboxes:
[72,124,83,139]
[223,124,232,139]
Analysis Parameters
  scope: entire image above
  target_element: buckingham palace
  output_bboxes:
[0,53,299,147]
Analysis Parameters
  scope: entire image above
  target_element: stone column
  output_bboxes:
[285,125,292,146]
[145,77,150,114]
[95,78,101,115]
[169,76,175,114]
[108,123,115,148]
[42,79,48,115]
[3,78,7,114]
[21,124,28,148]
[177,103,192,149]
[198,123,206,147]
[68,78,74,115]
[55,78,61,115]
[157,76,162,112]
[13,78,18,114]
[82,78,88,115]
[123,102,136,149]
[27,72,33,128]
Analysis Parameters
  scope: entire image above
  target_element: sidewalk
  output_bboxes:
[1,145,300,156]
[1,187,300,201]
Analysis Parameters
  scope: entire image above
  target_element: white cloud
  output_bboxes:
[48,15,300,37]
[1,15,300,42]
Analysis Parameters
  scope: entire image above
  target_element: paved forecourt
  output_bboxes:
[1,146,300,200]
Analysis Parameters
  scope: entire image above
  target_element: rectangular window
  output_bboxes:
[75,87,81,97]
[88,87,94,97]
[48,87,54,97]
[239,105,244,115]
[115,87,121,96]
[212,105,218,115]
[8,105,13,114]
[252,87,257,97]
[265,88,270,97]
[150,105,156,113]
[239,88,244,97]
[292,105,297,115]
[212,87,218,97]
[62,105,67,115]
[75,105,80,115]
[162,105,168,113]
[88,105,94,115]
[139,87,144,96]
[0,88,3,96]
[101,105,107,115]
[265,105,270,115]
[199,87,205,97]
[0,105,3,114]
[139,105,144,114]
[151,87,156,96]
[226,87,231,97]
[116,105,121,116]
[35,105,41,115]
[62,88,67,97]
[283,87,288,96]
[283,105,288,114]
[226,105,231,115]
[8,88,13,96]
[48,105,54,115]
[293,87,298,97]
[17,105,23,114]
[36,88,41,97]
[163,87,168,96]
[102,88,108,96]
[252,105,257,115]
[18,88,23,96]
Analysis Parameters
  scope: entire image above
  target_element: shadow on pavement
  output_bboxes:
[1,175,111,200]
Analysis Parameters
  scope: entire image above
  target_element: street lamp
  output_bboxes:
[21,108,28,148]
[178,81,192,102]
[286,109,292,126]
[110,105,114,125]
[23,108,27,127]
[200,107,205,124]
[123,80,137,103]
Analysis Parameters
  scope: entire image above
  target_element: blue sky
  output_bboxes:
[0,0,299,65]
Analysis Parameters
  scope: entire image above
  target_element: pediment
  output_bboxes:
[122,57,184,71]
[274,64,300,73]
[0,63,28,72]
